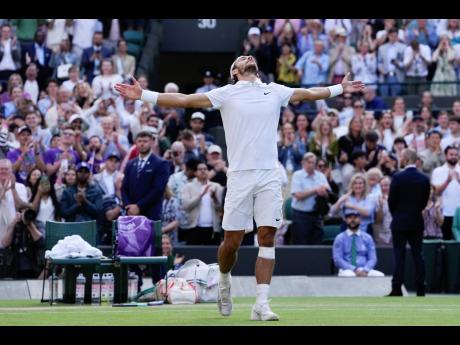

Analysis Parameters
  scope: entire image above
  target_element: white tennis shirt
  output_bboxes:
[206,80,294,172]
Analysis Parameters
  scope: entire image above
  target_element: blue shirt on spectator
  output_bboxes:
[295,51,329,86]
[290,169,330,212]
[341,195,377,233]
[333,229,378,272]
[405,20,439,49]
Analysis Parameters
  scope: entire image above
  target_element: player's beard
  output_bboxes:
[243,64,258,76]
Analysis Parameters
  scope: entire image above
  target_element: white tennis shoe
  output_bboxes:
[251,300,279,321]
[217,276,232,316]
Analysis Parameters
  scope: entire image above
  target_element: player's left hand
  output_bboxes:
[341,73,365,93]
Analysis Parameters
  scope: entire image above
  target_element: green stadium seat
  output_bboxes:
[283,197,293,222]
[322,225,342,245]
[422,239,445,292]
[123,30,145,45]
[444,241,460,293]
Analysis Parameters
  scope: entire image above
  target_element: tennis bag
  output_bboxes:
[175,259,219,303]
[155,277,197,304]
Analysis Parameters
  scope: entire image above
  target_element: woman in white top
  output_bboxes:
[351,40,378,88]
[377,111,397,152]
[31,175,61,223]
[390,97,413,136]
[91,59,123,100]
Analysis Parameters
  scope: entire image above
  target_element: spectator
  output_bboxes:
[374,176,392,245]
[404,115,427,153]
[50,38,78,81]
[180,161,223,245]
[328,28,355,84]
[256,26,278,83]
[278,122,305,174]
[390,97,413,136]
[189,111,215,152]
[276,44,298,85]
[151,234,185,284]
[2,85,25,118]
[419,130,444,176]
[376,111,397,152]
[417,90,440,118]
[24,30,54,89]
[297,19,328,57]
[73,81,94,110]
[341,150,367,196]
[0,23,22,81]
[93,151,122,197]
[60,161,103,222]
[195,70,218,94]
[161,186,182,245]
[316,158,339,198]
[290,153,330,245]
[112,39,135,81]
[7,125,46,184]
[452,100,460,117]
[392,136,408,168]
[24,109,52,147]
[308,118,339,167]
[0,73,25,105]
[24,167,42,200]
[100,173,124,245]
[431,145,460,240]
[10,19,47,45]
[44,85,77,131]
[355,23,376,52]
[30,174,61,223]
[362,112,376,133]
[436,19,460,46]
[423,185,444,239]
[363,130,386,170]
[403,40,432,95]
[294,113,311,148]
[100,116,129,160]
[1,206,45,278]
[387,148,430,297]
[55,166,76,201]
[274,19,302,37]
[45,19,70,53]
[338,116,364,165]
[351,99,366,121]
[377,28,406,97]
[181,129,205,164]
[430,35,457,96]
[324,19,352,41]
[91,59,123,100]
[405,19,439,50]
[295,40,329,86]
[37,79,58,117]
[71,20,102,64]
[277,23,298,58]
[206,144,227,187]
[163,141,185,175]
[81,32,112,83]
[61,66,81,93]
[433,110,450,138]
[242,27,261,58]
[441,115,460,150]
[122,131,169,221]
[23,63,39,105]
[420,106,435,130]
[0,159,28,242]
[375,19,405,47]
[331,173,377,234]
[366,167,383,201]
[332,209,384,277]
[351,40,378,89]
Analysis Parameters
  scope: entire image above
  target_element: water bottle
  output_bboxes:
[107,273,115,304]
[91,273,101,305]
[101,273,109,303]
[128,272,138,302]
[49,273,59,304]
[75,274,86,305]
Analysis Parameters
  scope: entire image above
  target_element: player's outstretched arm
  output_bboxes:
[289,73,365,103]
[114,77,213,108]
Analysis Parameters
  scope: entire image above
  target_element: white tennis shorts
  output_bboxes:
[222,167,283,232]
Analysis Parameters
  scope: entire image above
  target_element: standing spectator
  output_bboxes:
[433,111,451,138]
[206,144,228,187]
[161,186,182,245]
[431,145,460,240]
[0,23,21,82]
[417,90,440,118]
[24,109,52,148]
[423,185,444,239]
[377,28,406,96]
[295,40,329,86]
[341,150,368,194]
[328,28,355,84]
[24,30,54,90]
[431,36,457,96]
[351,40,378,89]
[316,158,340,198]
[50,38,78,81]
[276,44,298,85]
[403,40,432,95]
[337,93,354,127]
[290,153,330,244]
[366,167,383,201]
[441,115,460,150]
[333,209,384,277]
[189,111,215,152]
[375,19,405,47]
[419,130,444,176]
[404,115,427,153]
[324,19,352,41]
[180,161,223,245]
[308,118,339,167]
[376,111,397,152]
[85,135,104,174]
[23,63,39,104]
[60,161,103,222]
[37,79,58,117]
[363,130,386,170]
[181,129,205,164]
[7,125,46,184]
[405,19,439,49]
[387,149,430,296]
[297,20,329,57]
[195,70,218,94]
[100,116,129,160]
[338,116,364,165]
[10,19,47,45]
[45,19,70,53]
[55,167,76,201]
[93,151,122,197]
[331,173,377,234]
[241,27,261,58]
[294,113,311,148]
[91,59,122,100]
[71,19,101,66]
[436,19,460,46]
[62,66,81,93]
[81,32,112,84]
[121,131,169,221]
[24,167,42,200]
[112,39,135,81]
[0,159,28,243]
[278,122,305,174]
[163,141,185,175]
[391,97,413,136]
[374,176,393,246]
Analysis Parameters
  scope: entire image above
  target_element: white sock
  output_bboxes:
[256,284,270,305]
[220,271,230,284]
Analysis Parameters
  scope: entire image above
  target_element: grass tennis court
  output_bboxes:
[1,297,460,326]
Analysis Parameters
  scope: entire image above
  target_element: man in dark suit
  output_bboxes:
[81,31,112,83]
[24,30,53,89]
[122,131,169,221]
[388,148,430,296]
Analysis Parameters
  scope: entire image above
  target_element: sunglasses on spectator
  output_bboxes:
[63,132,75,136]
[354,104,364,108]
[343,96,352,100]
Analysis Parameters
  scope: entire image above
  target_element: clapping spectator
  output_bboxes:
[374,176,392,245]
[30,174,61,223]
[419,130,444,176]
[328,28,355,84]
[405,19,439,49]
[352,40,378,89]
[376,111,397,152]
[91,59,123,100]
[430,35,457,96]
[403,40,432,95]
[422,185,444,239]
[390,97,413,136]
[23,63,39,104]
[111,39,135,81]
[50,38,78,81]
[206,144,227,187]
[276,43,298,85]
[308,118,339,167]
[81,32,112,83]
[441,116,460,151]
[0,23,22,82]
[297,19,329,57]
[24,30,54,89]
[295,40,329,86]
[278,122,305,174]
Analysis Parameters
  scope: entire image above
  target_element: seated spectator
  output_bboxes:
[332,209,384,277]
[308,118,338,167]
[151,234,185,284]
[61,66,82,93]
[376,111,397,152]
[423,185,444,239]
[276,43,298,85]
[161,186,181,245]
[295,40,329,86]
[112,39,135,81]
[338,116,364,166]
[417,90,440,118]
[91,59,123,100]
[25,167,42,200]
[31,174,61,223]
[363,87,386,112]
[181,129,205,163]
[419,130,444,176]
[81,31,112,83]
[189,111,215,152]
[366,167,383,201]
[278,122,305,174]
[294,113,311,148]
[290,153,331,245]
[431,35,457,96]
[93,151,122,197]
[404,115,427,153]
[0,159,29,244]
[1,205,45,278]
[363,130,386,170]
[206,144,227,187]
[180,161,223,245]
[433,110,450,138]
[50,38,78,81]
[331,173,377,234]
[7,125,46,184]
[374,176,392,245]
[390,97,413,136]
[341,149,367,194]
[60,161,103,222]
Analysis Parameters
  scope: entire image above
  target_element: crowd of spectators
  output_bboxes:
[2,18,460,280]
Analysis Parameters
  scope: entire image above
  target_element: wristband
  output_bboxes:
[140,90,159,105]
[327,84,343,98]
